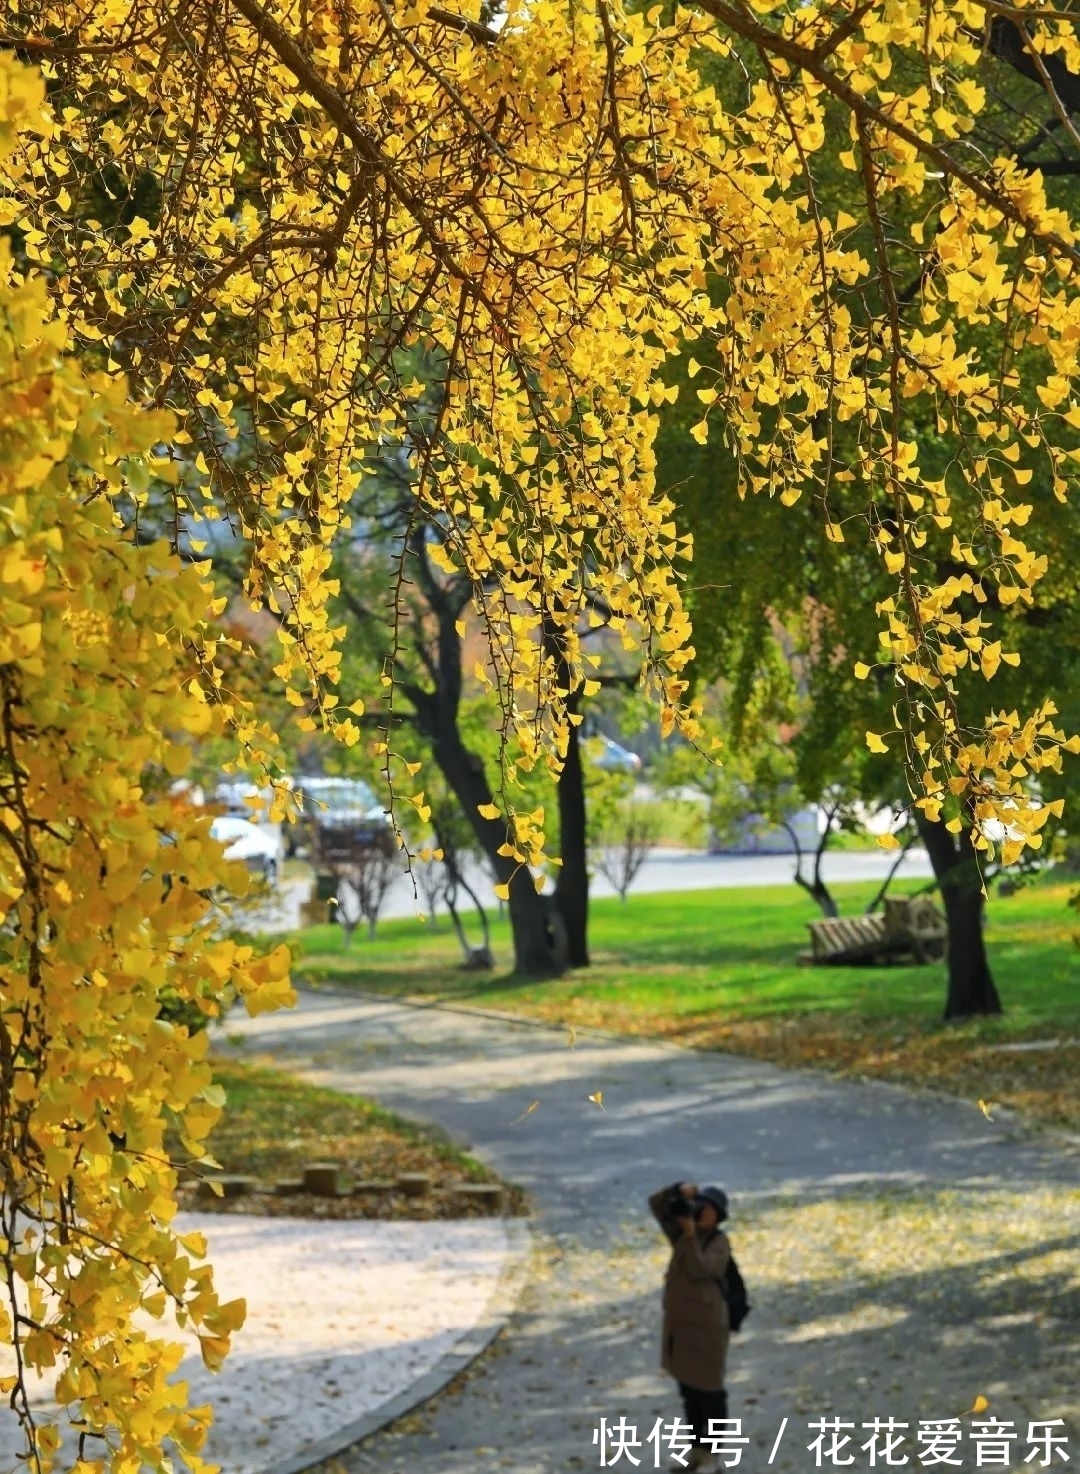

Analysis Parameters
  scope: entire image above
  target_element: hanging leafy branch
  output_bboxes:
[0,57,297,1474]
[5,0,1079,867]
[3,0,1080,1465]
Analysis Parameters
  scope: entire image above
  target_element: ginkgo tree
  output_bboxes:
[0,56,296,1474]
[7,0,1080,858]
[650,19,1080,1019]
[5,0,1080,1468]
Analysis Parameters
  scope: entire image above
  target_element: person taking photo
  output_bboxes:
[648,1180,732,1473]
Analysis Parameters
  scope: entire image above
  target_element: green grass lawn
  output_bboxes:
[294,877,1076,1026]
[171,1057,523,1218]
[287,877,1080,1129]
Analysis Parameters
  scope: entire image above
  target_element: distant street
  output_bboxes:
[381,843,935,918]
[261,845,935,932]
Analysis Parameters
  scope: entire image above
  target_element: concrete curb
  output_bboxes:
[298,982,1080,1155]
[258,1216,532,1474]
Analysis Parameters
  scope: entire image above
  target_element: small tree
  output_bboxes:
[587,761,658,904]
[330,845,402,945]
[322,714,500,966]
[413,856,444,929]
[434,806,495,969]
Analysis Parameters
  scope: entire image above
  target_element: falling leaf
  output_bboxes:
[587,1091,605,1110]
[969,1395,989,1415]
[511,1100,540,1124]
[977,1099,995,1120]
[567,1025,577,1049]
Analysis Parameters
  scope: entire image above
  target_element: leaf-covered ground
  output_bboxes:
[293,879,1080,1133]
[311,1182,1080,1473]
[171,1057,526,1219]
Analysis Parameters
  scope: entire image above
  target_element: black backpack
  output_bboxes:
[721,1254,751,1333]
[704,1230,751,1333]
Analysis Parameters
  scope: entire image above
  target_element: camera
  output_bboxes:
[666,1189,703,1220]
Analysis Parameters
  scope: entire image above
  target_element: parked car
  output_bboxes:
[590,737,643,774]
[213,780,287,823]
[289,776,393,858]
[209,816,285,885]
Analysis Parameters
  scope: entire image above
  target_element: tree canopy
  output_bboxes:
[6,0,1080,859]
[6,0,1080,1466]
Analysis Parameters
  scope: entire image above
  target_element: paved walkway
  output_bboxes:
[173,1215,520,1474]
[225,990,1080,1474]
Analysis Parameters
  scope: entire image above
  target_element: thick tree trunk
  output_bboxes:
[916,814,1002,1020]
[400,550,568,980]
[555,690,589,968]
[425,719,567,978]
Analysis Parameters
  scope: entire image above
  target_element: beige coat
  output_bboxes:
[649,1186,731,1392]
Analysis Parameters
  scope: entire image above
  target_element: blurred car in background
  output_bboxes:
[289,776,393,859]
[213,781,286,822]
[589,737,643,774]
[209,815,285,885]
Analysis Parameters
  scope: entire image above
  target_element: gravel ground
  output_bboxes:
[0,1215,513,1474]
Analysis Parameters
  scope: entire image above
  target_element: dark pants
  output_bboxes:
[678,1382,729,1444]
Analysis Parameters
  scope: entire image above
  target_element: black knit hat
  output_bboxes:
[698,1186,729,1221]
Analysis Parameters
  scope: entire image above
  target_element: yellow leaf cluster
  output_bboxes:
[1,8,1078,844]
[0,57,294,1473]
[2,0,1079,860]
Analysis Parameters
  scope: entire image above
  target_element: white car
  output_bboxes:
[210,816,284,885]
[213,779,291,823]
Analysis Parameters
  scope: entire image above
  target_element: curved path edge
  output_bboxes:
[301,982,1080,1154]
[258,1217,533,1474]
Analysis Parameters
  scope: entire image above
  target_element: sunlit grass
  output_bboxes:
[288,878,1080,1128]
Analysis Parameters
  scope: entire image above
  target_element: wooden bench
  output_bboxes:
[884,894,946,963]
[806,913,889,963]
[802,896,946,966]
